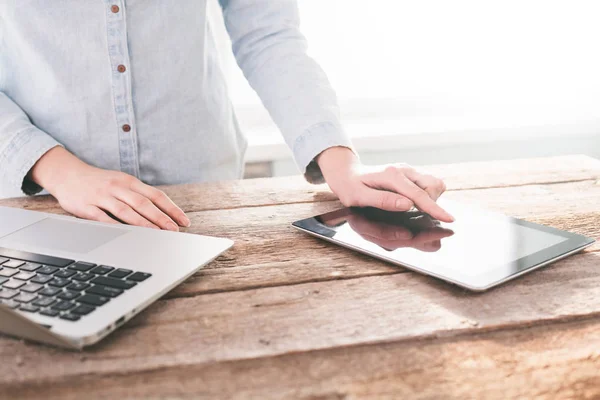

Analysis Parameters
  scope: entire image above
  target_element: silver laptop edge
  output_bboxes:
[0,206,233,349]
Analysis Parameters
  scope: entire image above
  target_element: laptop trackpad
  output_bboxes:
[1,218,128,254]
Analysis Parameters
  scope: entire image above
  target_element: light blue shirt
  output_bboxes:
[0,0,352,198]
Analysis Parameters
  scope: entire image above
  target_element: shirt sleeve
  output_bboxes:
[218,0,355,183]
[0,91,62,197]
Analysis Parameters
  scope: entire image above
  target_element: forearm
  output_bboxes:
[0,91,62,197]
[221,0,354,180]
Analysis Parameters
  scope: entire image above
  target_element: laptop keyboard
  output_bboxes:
[0,247,151,322]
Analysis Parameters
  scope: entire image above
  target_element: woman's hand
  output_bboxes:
[317,146,454,223]
[29,147,190,231]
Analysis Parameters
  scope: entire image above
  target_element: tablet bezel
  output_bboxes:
[292,206,595,291]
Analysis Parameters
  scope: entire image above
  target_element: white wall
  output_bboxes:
[212,0,600,176]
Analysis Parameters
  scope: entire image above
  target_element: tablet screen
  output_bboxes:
[293,199,593,290]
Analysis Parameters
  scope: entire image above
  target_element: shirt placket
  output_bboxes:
[105,1,140,178]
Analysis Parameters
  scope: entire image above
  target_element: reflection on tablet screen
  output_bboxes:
[312,203,568,277]
[318,208,454,253]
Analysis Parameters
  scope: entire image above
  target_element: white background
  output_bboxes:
[212,0,600,175]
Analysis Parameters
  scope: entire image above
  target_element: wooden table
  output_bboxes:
[1,155,600,399]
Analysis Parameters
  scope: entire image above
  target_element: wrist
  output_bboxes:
[316,146,360,179]
[29,146,90,195]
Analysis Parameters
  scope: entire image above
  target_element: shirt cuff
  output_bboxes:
[0,126,61,196]
[292,122,355,184]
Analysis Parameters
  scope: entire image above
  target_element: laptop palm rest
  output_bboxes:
[0,218,128,254]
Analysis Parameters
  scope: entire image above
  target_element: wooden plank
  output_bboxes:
[1,155,598,214]
[2,173,598,300]
[420,154,600,191]
[170,209,600,298]
[1,250,599,385]
[4,317,600,399]
[162,180,600,297]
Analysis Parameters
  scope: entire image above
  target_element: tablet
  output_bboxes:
[292,199,595,291]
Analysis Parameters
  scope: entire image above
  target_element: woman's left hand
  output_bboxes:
[317,146,454,223]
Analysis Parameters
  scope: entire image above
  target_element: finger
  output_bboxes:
[365,173,454,222]
[98,197,163,230]
[407,172,446,201]
[114,188,180,231]
[131,182,190,227]
[350,187,414,212]
[399,178,454,222]
[80,206,121,225]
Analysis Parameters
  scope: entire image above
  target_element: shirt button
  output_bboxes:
[117,64,127,73]
[111,5,120,13]
[122,124,131,133]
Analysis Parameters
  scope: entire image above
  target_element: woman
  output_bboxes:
[0,0,452,230]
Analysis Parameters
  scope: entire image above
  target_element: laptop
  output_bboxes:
[0,205,233,349]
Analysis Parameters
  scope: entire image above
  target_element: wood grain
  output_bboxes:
[1,155,598,214]
[4,317,600,400]
[1,250,599,386]
[164,180,600,297]
[1,155,599,399]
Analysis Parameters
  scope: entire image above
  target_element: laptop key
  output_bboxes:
[0,248,74,268]
[0,277,8,286]
[14,293,37,303]
[71,304,95,316]
[60,313,80,322]
[128,272,152,282]
[107,268,133,279]
[90,265,114,275]
[54,269,76,279]
[91,276,136,290]
[0,257,8,265]
[21,283,43,293]
[32,296,57,307]
[57,291,81,301]
[39,287,62,297]
[14,271,36,281]
[86,285,123,298]
[19,304,40,313]
[3,280,25,290]
[37,265,60,275]
[2,260,25,269]
[77,294,110,306]
[52,301,76,311]
[0,289,19,299]
[40,308,60,317]
[0,269,18,278]
[31,274,53,284]
[19,263,42,272]
[67,282,91,291]
[0,299,20,309]
[72,272,95,282]
[68,261,96,272]
[48,277,71,288]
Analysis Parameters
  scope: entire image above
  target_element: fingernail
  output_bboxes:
[395,199,406,209]
[167,222,179,232]
[181,216,191,227]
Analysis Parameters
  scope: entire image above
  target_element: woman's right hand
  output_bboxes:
[29,146,190,231]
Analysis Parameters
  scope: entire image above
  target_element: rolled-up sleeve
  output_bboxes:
[219,0,355,183]
[0,91,61,196]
